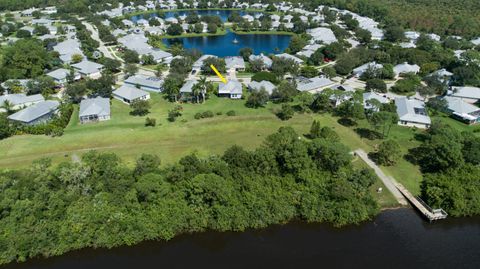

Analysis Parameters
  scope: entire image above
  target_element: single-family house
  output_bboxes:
[46,68,81,85]
[7,100,60,125]
[248,80,276,95]
[79,97,111,124]
[443,96,480,124]
[450,86,480,104]
[53,39,84,63]
[192,55,217,72]
[179,80,198,100]
[225,56,246,71]
[395,97,431,128]
[306,27,337,44]
[275,53,304,64]
[249,54,273,69]
[113,85,151,104]
[218,80,243,99]
[352,62,383,77]
[297,77,335,93]
[363,92,389,111]
[124,75,163,92]
[0,94,44,113]
[71,61,104,79]
[393,62,420,77]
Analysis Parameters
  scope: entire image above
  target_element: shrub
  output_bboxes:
[251,71,278,84]
[226,110,236,116]
[216,111,223,115]
[168,105,183,122]
[145,117,156,127]
[202,110,214,118]
[276,104,294,120]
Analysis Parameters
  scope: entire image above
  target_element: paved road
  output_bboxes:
[354,149,408,206]
[82,21,115,60]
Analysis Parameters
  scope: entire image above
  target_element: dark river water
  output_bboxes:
[4,208,480,269]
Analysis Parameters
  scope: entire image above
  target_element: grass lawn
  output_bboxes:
[1,94,478,200]
[0,95,316,168]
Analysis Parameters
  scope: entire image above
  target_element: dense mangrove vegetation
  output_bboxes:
[0,127,379,265]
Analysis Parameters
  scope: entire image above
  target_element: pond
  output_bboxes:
[5,209,480,269]
[162,30,292,57]
[131,9,262,23]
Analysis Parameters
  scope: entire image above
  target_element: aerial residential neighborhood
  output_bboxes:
[0,0,479,267]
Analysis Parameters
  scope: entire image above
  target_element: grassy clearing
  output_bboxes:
[1,94,478,199]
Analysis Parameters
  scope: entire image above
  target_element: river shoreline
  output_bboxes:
[4,208,480,269]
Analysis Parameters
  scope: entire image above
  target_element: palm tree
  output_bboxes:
[191,83,201,104]
[197,76,208,103]
[1,100,15,114]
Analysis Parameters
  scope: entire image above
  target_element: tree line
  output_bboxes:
[0,126,379,265]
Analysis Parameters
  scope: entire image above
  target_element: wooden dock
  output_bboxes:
[394,182,448,221]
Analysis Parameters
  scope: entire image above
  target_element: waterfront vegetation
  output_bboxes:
[0,124,380,265]
[1,0,480,266]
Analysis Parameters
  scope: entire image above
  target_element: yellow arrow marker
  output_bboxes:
[210,64,227,84]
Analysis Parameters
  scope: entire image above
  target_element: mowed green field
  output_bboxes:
[1,93,477,196]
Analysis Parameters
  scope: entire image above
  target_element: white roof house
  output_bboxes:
[444,96,480,124]
[218,80,243,99]
[306,27,337,44]
[249,54,273,69]
[79,97,111,124]
[363,92,389,111]
[192,55,217,70]
[0,94,44,112]
[46,68,81,84]
[248,80,276,95]
[113,85,150,104]
[225,56,246,71]
[124,75,163,92]
[297,77,335,93]
[53,39,84,63]
[395,97,431,128]
[471,37,480,46]
[352,62,383,77]
[393,62,420,77]
[275,53,304,64]
[8,100,59,125]
[179,80,198,94]
[450,86,480,104]
[71,60,104,79]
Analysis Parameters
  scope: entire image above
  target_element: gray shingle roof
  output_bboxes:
[297,77,334,92]
[219,80,242,95]
[46,68,75,81]
[180,80,198,93]
[225,56,245,70]
[79,97,110,118]
[450,86,480,100]
[72,60,104,75]
[444,96,480,114]
[393,62,420,76]
[0,94,44,107]
[113,85,149,101]
[124,75,163,91]
[8,100,59,123]
[248,80,276,95]
[249,54,272,68]
[395,97,431,125]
